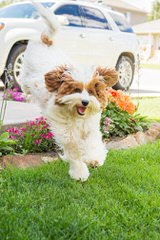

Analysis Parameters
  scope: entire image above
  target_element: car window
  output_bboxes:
[109,12,134,33]
[54,4,83,27]
[0,2,54,19]
[80,6,111,30]
[42,2,55,8]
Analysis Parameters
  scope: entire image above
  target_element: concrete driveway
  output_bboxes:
[130,68,160,97]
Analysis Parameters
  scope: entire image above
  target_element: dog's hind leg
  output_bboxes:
[84,132,107,168]
[69,160,90,182]
[58,142,90,181]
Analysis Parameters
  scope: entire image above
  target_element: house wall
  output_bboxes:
[136,33,160,62]
[129,12,147,26]
[107,6,147,25]
[154,34,160,50]
[137,33,160,50]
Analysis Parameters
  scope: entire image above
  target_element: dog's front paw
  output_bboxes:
[69,162,90,182]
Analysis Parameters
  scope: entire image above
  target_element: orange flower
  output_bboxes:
[108,88,118,98]
[107,89,136,114]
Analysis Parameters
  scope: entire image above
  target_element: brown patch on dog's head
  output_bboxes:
[45,65,70,92]
[86,77,107,109]
[87,67,118,109]
[41,33,53,46]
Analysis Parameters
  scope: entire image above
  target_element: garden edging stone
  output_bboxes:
[106,123,160,150]
[2,154,58,169]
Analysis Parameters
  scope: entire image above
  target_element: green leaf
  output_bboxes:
[0,132,9,140]
[0,146,14,151]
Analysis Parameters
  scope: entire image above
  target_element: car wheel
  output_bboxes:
[114,56,134,90]
[1,44,26,89]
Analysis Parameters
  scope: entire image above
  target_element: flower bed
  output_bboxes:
[101,89,148,140]
[6,117,56,154]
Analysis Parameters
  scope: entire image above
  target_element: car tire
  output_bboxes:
[1,44,26,89]
[114,56,134,90]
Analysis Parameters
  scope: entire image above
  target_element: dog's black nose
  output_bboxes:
[82,100,89,106]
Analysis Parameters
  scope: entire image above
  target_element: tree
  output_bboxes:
[150,0,160,20]
[0,0,20,8]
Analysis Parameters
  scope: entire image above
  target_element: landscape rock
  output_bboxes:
[134,131,148,145]
[106,135,139,150]
[106,123,160,150]
[41,156,57,163]
[2,154,58,169]
[145,124,160,142]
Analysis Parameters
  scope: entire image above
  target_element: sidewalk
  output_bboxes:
[0,100,41,126]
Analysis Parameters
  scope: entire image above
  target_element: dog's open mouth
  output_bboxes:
[76,106,86,116]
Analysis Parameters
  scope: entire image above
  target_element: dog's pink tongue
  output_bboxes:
[77,106,86,115]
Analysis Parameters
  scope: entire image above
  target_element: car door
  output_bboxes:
[79,6,118,67]
[54,4,86,63]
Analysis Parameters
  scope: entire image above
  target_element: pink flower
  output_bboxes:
[7,127,20,135]
[104,117,111,126]
[42,124,49,129]
[40,134,45,138]
[9,135,16,139]
[45,134,51,140]
[36,116,47,121]
[27,121,35,127]
[103,126,108,133]
[20,127,26,132]
[35,139,41,145]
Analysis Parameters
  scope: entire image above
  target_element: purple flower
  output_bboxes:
[13,86,19,92]
[3,88,25,102]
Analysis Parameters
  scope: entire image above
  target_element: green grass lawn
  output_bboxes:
[133,97,160,121]
[141,63,160,70]
[0,141,160,240]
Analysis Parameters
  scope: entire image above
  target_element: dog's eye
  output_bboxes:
[75,88,82,93]
[95,83,99,88]
[88,89,94,95]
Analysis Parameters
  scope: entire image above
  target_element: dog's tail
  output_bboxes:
[31,0,60,45]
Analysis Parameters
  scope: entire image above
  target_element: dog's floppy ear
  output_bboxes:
[95,67,118,87]
[45,65,72,92]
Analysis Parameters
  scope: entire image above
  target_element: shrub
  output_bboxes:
[6,117,56,154]
[101,89,148,139]
[0,132,16,156]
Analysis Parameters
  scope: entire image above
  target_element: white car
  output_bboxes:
[0,0,139,90]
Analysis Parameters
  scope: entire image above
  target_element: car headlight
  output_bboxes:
[0,22,5,30]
